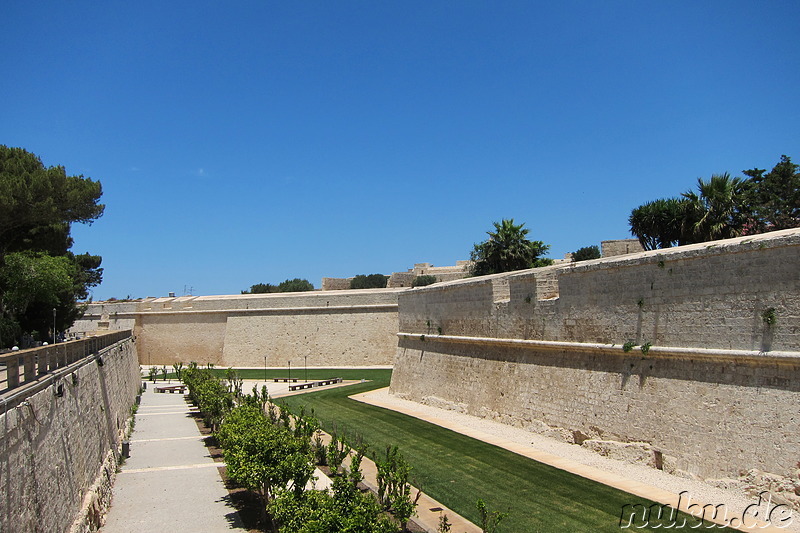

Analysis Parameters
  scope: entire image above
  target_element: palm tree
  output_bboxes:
[682,173,750,242]
[629,197,690,250]
[470,219,551,276]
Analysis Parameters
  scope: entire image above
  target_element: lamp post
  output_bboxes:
[52,308,57,344]
[288,360,291,381]
[304,354,308,382]
[264,355,267,382]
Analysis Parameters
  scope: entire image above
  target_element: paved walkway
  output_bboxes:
[101,386,245,533]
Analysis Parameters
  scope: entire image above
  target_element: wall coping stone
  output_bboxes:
[397,332,800,366]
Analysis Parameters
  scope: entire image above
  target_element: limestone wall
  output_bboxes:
[391,229,800,481]
[601,238,644,257]
[0,336,140,533]
[72,289,402,366]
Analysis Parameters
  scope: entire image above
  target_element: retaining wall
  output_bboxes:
[0,335,140,533]
[390,229,800,482]
[72,289,402,366]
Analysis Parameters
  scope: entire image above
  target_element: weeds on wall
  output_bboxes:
[762,307,777,327]
[640,342,652,355]
[622,341,636,353]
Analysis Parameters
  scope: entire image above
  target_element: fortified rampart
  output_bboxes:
[71,289,402,367]
[0,333,140,533]
[390,229,800,487]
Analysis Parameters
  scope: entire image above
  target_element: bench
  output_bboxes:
[155,385,186,394]
[272,378,299,383]
[288,382,315,391]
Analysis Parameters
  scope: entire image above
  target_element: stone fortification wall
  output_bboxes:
[387,261,470,288]
[0,336,140,533]
[391,229,800,485]
[601,238,644,257]
[73,289,402,367]
[321,277,353,290]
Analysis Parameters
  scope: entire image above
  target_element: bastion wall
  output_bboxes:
[0,336,140,533]
[390,229,800,484]
[72,289,402,367]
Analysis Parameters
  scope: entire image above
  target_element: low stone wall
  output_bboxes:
[391,229,800,490]
[72,289,403,366]
[0,336,140,533]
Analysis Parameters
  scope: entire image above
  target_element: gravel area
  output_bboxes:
[363,388,798,532]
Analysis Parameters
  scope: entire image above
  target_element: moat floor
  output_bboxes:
[101,386,246,533]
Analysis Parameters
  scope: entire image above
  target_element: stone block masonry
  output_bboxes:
[0,335,140,533]
[72,289,403,367]
[391,228,800,488]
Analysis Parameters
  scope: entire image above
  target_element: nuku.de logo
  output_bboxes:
[619,490,794,529]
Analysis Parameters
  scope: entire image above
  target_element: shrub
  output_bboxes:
[572,245,601,262]
[411,275,437,288]
[350,274,388,289]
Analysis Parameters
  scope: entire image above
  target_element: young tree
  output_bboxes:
[469,219,551,276]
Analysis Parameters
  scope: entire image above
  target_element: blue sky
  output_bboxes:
[2,1,798,300]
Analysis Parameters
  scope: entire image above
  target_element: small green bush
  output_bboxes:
[350,274,388,289]
[411,275,437,288]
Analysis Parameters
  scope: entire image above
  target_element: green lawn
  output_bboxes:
[276,369,728,532]
[176,367,728,532]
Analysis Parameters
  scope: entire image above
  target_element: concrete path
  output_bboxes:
[101,386,245,533]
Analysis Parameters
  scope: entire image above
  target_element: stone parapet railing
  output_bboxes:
[0,330,132,394]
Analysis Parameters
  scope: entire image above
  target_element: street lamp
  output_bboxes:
[304,354,308,382]
[52,308,56,344]
[288,360,291,381]
[264,355,267,383]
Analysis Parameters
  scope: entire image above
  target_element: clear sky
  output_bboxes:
[2,1,798,300]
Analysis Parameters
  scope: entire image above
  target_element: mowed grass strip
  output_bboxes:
[278,369,731,533]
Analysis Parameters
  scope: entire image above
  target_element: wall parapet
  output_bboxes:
[0,334,140,533]
[1,330,132,396]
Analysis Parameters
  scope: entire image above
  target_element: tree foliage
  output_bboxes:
[411,275,437,288]
[350,274,388,289]
[572,245,601,262]
[0,146,104,347]
[629,156,800,250]
[242,279,315,294]
[629,198,692,250]
[682,173,750,242]
[743,155,800,232]
[278,278,314,292]
[469,219,552,276]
